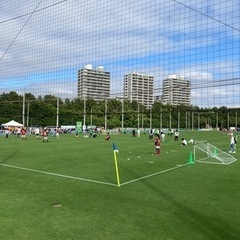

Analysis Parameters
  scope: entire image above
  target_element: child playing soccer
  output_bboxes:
[42,128,49,143]
[154,134,161,156]
[105,133,110,140]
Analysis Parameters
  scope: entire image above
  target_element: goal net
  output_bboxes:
[194,141,237,165]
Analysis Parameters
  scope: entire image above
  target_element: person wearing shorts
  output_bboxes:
[21,127,27,140]
[42,129,49,143]
[35,128,40,139]
[154,135,161,156]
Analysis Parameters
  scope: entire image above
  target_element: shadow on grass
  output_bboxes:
[154,187,239,240]
[0,151,18,164]
[121,165,240,240]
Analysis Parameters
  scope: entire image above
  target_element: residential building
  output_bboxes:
[77,64,110,100]
[162,74,191,105]
[154,95,163,102]
[124,72,154,108]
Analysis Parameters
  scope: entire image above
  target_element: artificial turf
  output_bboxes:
[0,130,239,240]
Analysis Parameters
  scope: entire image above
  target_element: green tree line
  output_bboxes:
[0,91,239,130]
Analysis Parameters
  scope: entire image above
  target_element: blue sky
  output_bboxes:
[0,0,239,107]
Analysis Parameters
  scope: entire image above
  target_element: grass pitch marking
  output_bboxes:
[0,163,117,187]
[121,163,189,186]
[0,162,189,188]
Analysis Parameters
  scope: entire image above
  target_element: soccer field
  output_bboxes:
[0,131,239,240]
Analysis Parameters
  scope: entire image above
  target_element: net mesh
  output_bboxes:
[194,141,237,165]
[0,0,240,108]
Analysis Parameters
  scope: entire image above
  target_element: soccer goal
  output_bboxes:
[193,141,237,165]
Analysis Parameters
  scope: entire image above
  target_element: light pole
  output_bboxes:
[22,92,25,127]
[83,98,86,127]
[56,96,59,127]
[191,112,194,130]
[185,111,188,130]
[235,112,238,130]
[149,107,152,129]
[137,104,140,129]
[90,107,93,126]
[121,100,124,131]
[104,99,107,131]
[27,102,30,127]
[227,113,230,130]
[198,112,200,129]
[169,108,172,129]
[160,107,162,129]
[177,111,180,131]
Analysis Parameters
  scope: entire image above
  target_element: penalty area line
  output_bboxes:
[121,163,189,186]
[0,163,117,187]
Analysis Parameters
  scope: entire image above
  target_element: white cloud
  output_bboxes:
[0,0,239,106]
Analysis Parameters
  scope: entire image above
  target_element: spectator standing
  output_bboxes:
[149,129,154,140]
[137,129,140,137]
[5,129,10,138]
[75,128,79,138]
[17,127,21,138]
[35,127,40,139]
[174,130,179,141]
[160,131,165,142]
[229,133,236,153]
[132,129,136,137]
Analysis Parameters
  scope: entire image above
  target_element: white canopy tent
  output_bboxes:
[2,120,23,127]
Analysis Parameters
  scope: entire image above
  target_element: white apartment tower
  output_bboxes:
[162,74,191,105]
[78,64,110,100]
[124,72,154,108]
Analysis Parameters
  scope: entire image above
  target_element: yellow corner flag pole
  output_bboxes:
[113,143,120,187]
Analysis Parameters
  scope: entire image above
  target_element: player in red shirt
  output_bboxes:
[21,127,27,140]
[154,134,161,156]
[42,128,49,143]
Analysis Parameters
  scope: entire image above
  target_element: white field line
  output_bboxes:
[0,163,117,187]
[121,163,189,186]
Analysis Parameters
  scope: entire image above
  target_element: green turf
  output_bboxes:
[0,131,239,240]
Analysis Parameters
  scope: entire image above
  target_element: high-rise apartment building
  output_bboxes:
[77,64,110,100]
[124,72,154,108]
[162,74,191,105]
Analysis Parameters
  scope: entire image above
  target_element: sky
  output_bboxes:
[0,0,240,107]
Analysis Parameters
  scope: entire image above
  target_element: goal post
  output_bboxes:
[194,141,237,165]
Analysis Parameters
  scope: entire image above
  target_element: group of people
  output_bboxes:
[153,134,191,156]
[150,127,199,156]
[149,128,166,142]
[32,127,49,142]
[3,127,49,143]
[4,127,27,140]
[78,128,111,140]
[33,127,49,142]
[153,130,237,157]
[3,125,237,154]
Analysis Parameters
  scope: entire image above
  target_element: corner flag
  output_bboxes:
[112,142,119,153]
[112,143,120,187]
